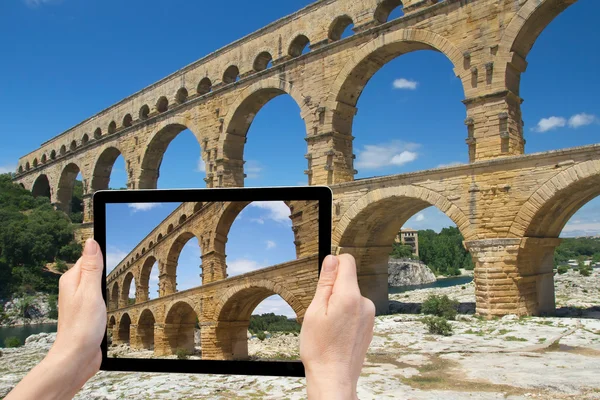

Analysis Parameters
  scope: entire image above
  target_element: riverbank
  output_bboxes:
[1,269,599,399]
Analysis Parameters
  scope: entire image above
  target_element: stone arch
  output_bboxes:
[222,65,240,84]
[59,145,66,156]
[32,158,38,168]
[374,0,403,23]
[160,300,200,355]
[31,174,51,199]
[218,78,308,187]
[122,114,133,127]
[91,146,126,191]
[162,231,201,296]
[167,224,174,233]
[139,255,157,302]
[18,165,23,174]
[108,315,116,330]
[193,202,203,213]
[175,87,188,104]
[94,128,102,140]
[82,134,89,145]
[211,279,304,360]
[328,15,354,41]
[509,159,600,239]
[149,241,154,248]
[110,281,119,310]
[197,77,212,95]
[138,117,204,189]
[56,162,83,215]
[156,96,169,113]
[25,161,30,171]
[107,121,116,134]
[50,150,56,160]
[69,140,77,152]
[178,214,187,224]
[158,233,164,241]
[139,104,150,120]
[116,313,132,344]
[135,309,156,350]
[41,154,47,164]
[253,51,273,72]
[333,185,473,314]
[288,34,310,57]
[121,271,136,306]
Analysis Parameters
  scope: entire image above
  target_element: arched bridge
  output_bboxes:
[13,0,597,319]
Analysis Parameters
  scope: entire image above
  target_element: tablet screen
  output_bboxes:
[101,194,327,372]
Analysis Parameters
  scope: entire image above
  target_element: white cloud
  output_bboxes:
[150,267,159,282]
[437,161,464,169]
[252,295,296,318]
[532,116,566,133]
[128,203,161,212]
[392,78,418,90]
[355,141,420,170]
[23,0,62,8]
[568,113,597,128]
[228,258,264,276]
[266,240,276,250]
[250,217,265,224]
[106,246,128,273]
[249,201,291,224]
[415,213,425,222]
[0,165,16,174]
[246,160,263,179]
[196,158,206,172]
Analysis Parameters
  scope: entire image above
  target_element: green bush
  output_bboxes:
[256,331,266,341]
[4,336,22,348]
[176,348,189,360]
[249,313,300,335]
[16,295,35,318]
[48,294,58,319]
[421,295,458,320]
[55,259,68,273]
[580,266,592,277]
[557,265,569,275]
[422,316,453,336]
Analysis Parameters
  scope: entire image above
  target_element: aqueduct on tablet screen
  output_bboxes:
[105,200,319,361]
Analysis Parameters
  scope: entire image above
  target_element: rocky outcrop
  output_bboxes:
[0,293,57,327]
[388,258,436,287]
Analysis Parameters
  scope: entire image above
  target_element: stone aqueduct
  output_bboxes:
[11,0,597,353]
[105,200,320,359]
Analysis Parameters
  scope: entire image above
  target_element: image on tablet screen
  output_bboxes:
[105,200,319,362]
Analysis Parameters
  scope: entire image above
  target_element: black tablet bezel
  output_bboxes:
[94,186,332,377]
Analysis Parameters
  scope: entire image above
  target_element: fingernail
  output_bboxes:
[83,239,98,256]
[323,255,338,273]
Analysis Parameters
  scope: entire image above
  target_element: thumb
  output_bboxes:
[311,255,339,313]
[79,239,103,291]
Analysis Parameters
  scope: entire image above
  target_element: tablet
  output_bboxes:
[94,186,332,377]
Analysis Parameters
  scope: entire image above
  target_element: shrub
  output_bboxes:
[256,331,266,341]
[4,336,22,348]
[580,266,592,277]
[557,265,569,275]
[15,295,35,318]
[176,348,189,360]
[422,316,453,336]
[421,295,458,320]
[55,259,68,273]
[48,294,58,319]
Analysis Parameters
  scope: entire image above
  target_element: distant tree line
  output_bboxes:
[554,237,600,266]
[0,174,81,299]
[391,226,474,276]
[249,313,300,334]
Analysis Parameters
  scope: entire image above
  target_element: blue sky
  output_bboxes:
[1,1,599,313]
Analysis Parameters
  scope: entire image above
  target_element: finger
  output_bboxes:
[58,258,82,297]
[332,253,360,295]
[310,255,339,313]
[78,239,104,294]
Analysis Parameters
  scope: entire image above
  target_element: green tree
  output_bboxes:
[390,244,416,259]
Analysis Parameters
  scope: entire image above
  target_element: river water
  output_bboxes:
[389,275,473,294]
[0,323,57,348]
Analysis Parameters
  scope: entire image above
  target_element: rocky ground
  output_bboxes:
[1,269,599,399]
[0,293,57,326]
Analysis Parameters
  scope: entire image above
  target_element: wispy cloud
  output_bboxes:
[246,160,263,179]
[355,141,419,170]
[253,295,296,318]
[249,201,291,224]
[568,113,597,128]
[197,158,206,172]
[228,258,264,276]
[415,213,425,222]
[128,203,161,213]
[106,246,128,273]
[0,164,16,174]
[23,0,63,9]
[533,113,597,133]
[266,240,276,250]
[392,78,418,90]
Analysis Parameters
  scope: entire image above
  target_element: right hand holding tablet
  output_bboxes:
[300,254,376,400]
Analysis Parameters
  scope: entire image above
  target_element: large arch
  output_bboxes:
[31,174,51,199]
[326,28,466,135]
[139,256,158,301]
[120,272,136,306]
[211,279,303,360]
[161,300,199,356]
[333,186,473,314]
[218,79,308,187]
[135,309,156,350]
[91,146,127,191]
[509,160,600,239]
[499,0,579,96]
[162,231,201,295]
[55,162,82,215]
[116,313,132,345]
[139,118,204,189]
[110,282,119,310]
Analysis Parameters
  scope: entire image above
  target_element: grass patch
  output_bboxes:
[504,336,528,342]
[538,338,547,343]
[497,329,512,335]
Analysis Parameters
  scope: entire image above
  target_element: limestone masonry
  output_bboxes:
[13,0,592,345]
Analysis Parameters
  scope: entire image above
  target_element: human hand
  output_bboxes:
[300,254,375,400]
[6,238,106,400]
